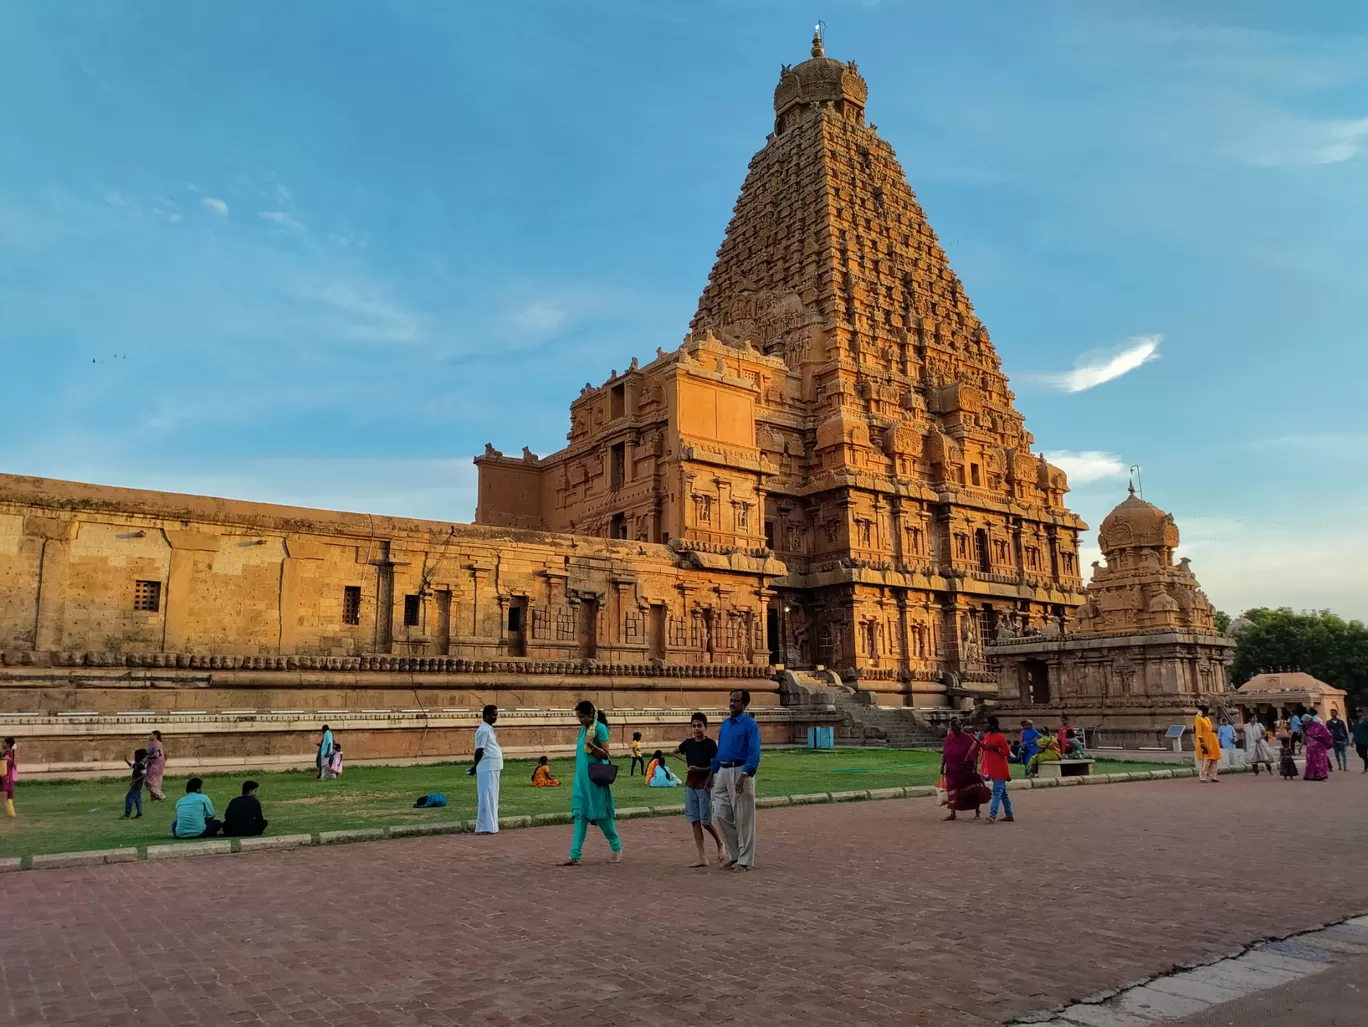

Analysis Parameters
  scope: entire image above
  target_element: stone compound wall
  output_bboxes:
[0,474,833,770]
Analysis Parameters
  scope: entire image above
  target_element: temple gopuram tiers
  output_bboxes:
[478,31,1087,706]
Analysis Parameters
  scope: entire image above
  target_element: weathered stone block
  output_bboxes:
[237,833,313,852]
[531,811,574,826]
[388,821,466,838]
[147,840,232,860]
[317,828,385,845]
[32,847,138,869]
[866,787,905,800]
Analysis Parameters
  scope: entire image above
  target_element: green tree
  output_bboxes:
[1230,608,1368,712]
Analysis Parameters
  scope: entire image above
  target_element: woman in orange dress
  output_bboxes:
[531,756,560,787]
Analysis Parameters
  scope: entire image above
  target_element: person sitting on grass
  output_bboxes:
[1026,734,1062,777]
[531,756,561,787]
[647,750,680,787]
[223,780,269,837]
[172,778,222,838]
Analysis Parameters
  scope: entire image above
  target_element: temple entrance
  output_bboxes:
[1021,659,1050,704]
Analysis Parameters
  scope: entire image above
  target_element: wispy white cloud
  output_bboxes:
[201,196,229,215]
[259,210,306,231]
[296,281,422,343]
[1043,450,1128,485]
[1044,335,1161,393]
[509,300,567,337]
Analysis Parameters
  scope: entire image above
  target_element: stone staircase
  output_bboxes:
[778,668,945,749]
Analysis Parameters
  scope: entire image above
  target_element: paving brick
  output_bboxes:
[146,840,233,860]
[3,773,1365,1027]
[32,847,139,869]
[316,828,386,845]
[237,833,314,852]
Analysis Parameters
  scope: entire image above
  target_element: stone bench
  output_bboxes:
[1036,758,1095,779]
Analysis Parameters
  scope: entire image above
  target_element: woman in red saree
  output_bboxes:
[1303,718,1333,781]
[941,719,990,821]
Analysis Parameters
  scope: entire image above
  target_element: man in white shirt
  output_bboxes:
[469,705,503,834]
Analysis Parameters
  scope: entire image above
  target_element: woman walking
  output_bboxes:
[1243,717,1275,776]
[145,730,168,802]
[1302,716,1334,781]
[559,701,622,865]
[2,737,16,817]
[940,718,989,821]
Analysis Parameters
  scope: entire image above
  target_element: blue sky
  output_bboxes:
[3,1,1367,619]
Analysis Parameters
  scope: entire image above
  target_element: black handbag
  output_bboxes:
[587,761,618,786]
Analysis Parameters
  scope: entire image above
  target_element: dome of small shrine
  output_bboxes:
[1098,485,1179,553]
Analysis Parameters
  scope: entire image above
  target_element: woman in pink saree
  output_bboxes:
[940,719,990,821]
[1302,718,1333,781]
[144,730,167,801]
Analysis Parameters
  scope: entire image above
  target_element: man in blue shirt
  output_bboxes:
[711,689,761,872]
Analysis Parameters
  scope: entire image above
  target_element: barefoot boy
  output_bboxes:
[673,713,724,867]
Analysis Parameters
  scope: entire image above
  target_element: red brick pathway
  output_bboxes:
[3,774,1366,1027]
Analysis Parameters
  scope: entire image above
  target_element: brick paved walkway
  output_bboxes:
[3,773,1366,1027]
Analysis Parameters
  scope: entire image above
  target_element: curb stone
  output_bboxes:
[238,833,313,851]
[32,847,138,869]
[388,821,466,838]
[146,840,232,860]
[318,828,385,845]
[9,763,1220,871]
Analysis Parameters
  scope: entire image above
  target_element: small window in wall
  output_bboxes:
[609,513,628,539]
[133,580,161,612]
[970,463,981,487]
[610,442,625,489]
[343,586,361,625]
[403,594,421,627]
[610,382,626,420]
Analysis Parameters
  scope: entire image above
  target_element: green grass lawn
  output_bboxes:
[0,748,1168,858]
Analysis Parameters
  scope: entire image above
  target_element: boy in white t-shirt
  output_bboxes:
[469,704,503,834]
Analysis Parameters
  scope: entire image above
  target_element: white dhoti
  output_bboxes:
[475,767,501,833]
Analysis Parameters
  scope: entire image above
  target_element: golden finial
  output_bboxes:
[811,22,825,58]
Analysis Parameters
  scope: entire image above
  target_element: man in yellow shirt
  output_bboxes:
[1194,704,1222,783]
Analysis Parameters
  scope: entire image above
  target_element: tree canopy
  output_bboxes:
[1230,608,1368,712]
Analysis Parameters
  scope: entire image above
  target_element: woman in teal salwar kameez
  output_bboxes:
[559,700,623,865]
